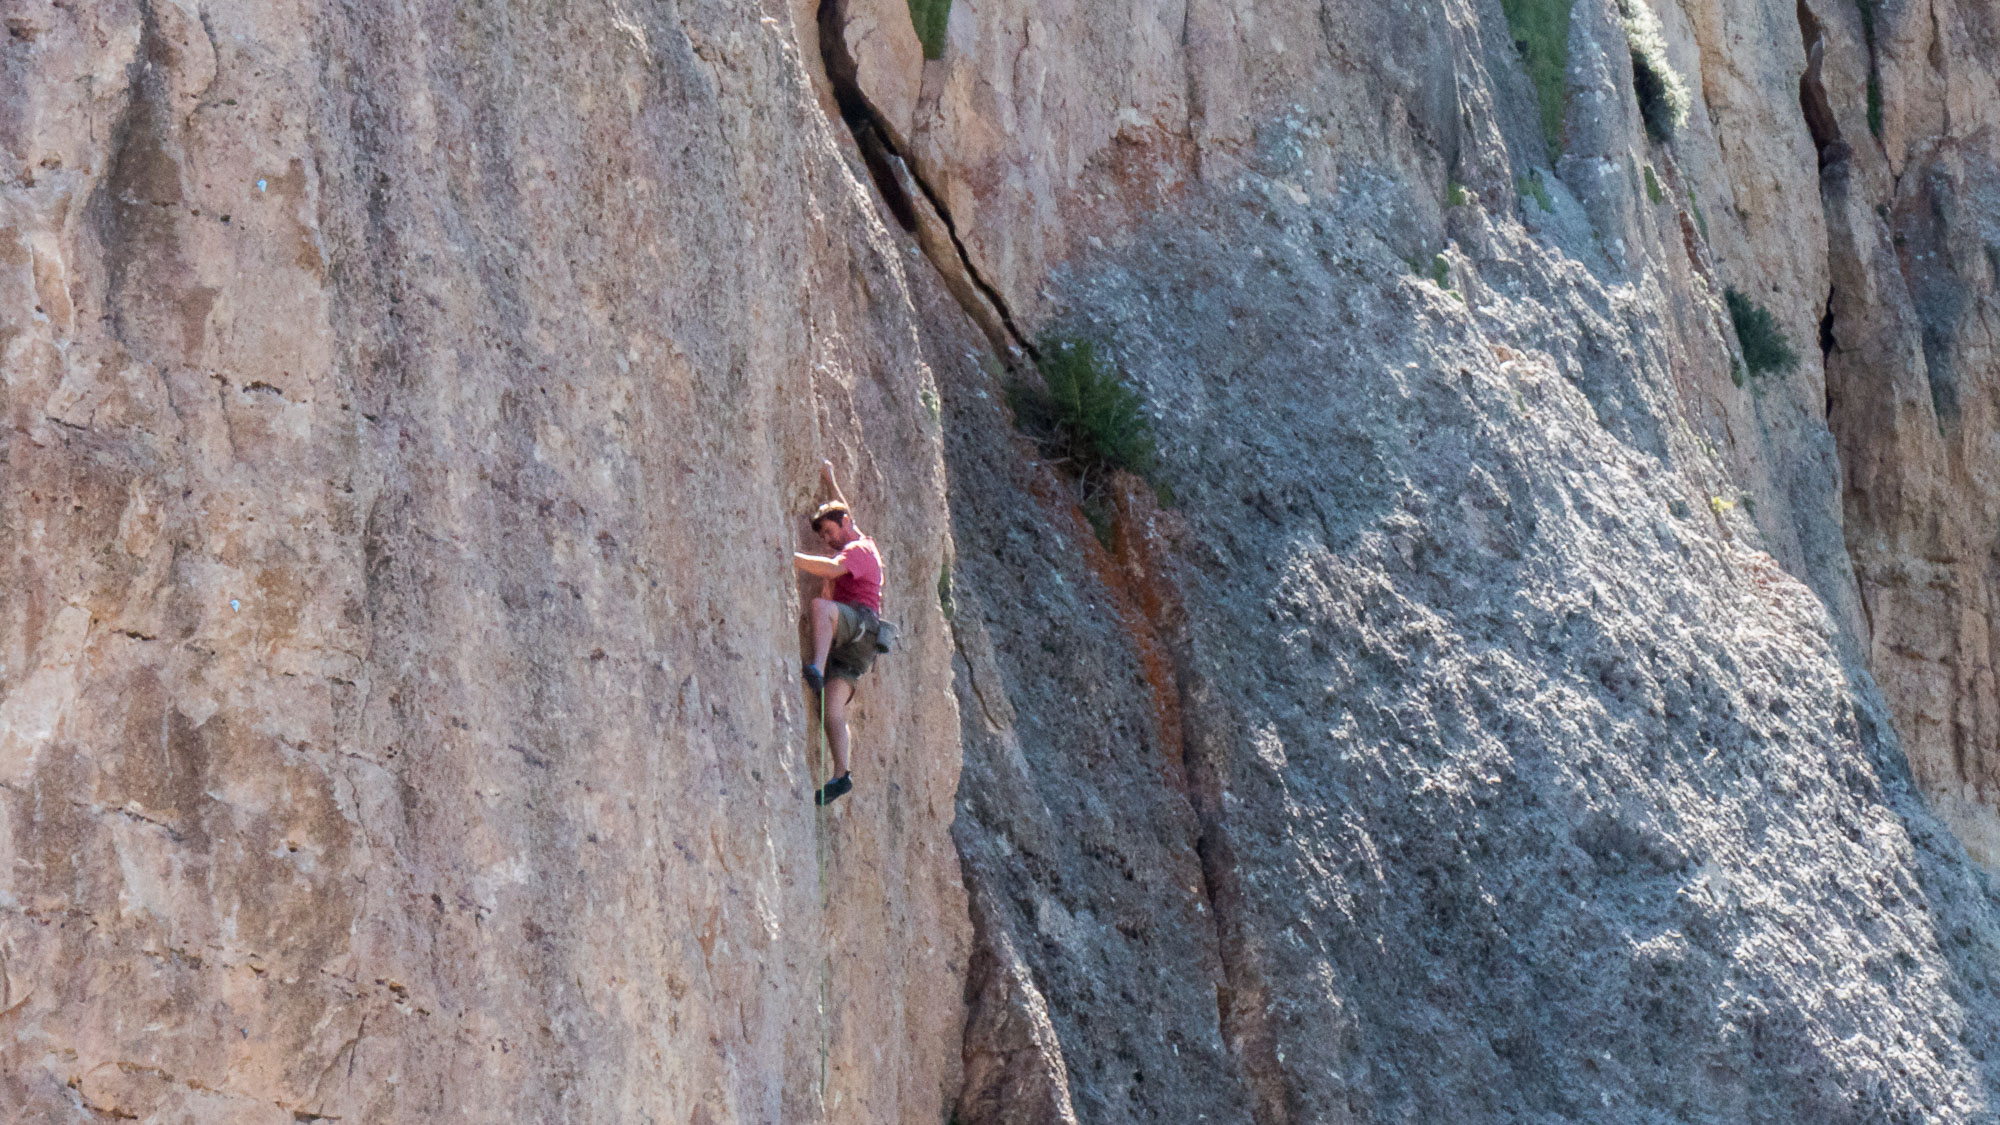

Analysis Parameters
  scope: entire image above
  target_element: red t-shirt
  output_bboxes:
[832,537,883,613]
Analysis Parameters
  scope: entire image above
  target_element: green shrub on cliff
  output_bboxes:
[1858,0,1884,137]
[1725,287,1798,377]
[909,0,950,59]
[1519,170,1554,211]
[1502,0,1573,153]
[1007,335,1158,484]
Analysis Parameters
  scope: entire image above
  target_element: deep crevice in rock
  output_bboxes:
[812,6,1287,1119]
[814,0,1033,362]
[816,0,918,232]
[1796,0,1848,170]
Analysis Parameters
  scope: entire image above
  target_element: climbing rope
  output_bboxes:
[815,684,832,1111]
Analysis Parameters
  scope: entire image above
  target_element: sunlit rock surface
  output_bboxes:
[8,0,2000,1121]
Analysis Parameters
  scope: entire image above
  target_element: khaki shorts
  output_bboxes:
[827,602,880,683]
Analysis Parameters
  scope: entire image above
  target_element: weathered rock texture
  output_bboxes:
[11,0,2000,1120]
[1,1,966,1120]
[1803,0,2000,870]
[838,0,2000,1119]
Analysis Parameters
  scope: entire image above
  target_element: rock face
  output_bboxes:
[8,0,2000,1122]
[1804,0,2000,869]
[864,0,2000,1119]
[945,195,2000,1121]
[1,2,965,1120]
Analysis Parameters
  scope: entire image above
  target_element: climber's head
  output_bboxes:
[812,502,857,548]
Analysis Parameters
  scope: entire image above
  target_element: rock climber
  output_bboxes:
[792,459,884,806]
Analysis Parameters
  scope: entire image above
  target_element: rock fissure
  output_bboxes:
[15,0,2000,1119]
[1091,487,1294,1125]
[1796,0,1847,169]
[814,0,1034,364]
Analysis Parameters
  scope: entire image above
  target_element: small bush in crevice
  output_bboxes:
[908,0,950,59]
[1447,179,1470,207]
[1725,287,1798,377]
[1006,334,1158,496]
[1502,0,1574,153]
[1519,170,1554,211]
[1644,163,1665,203]
[1858,0,1884,137]
[1615,0,1690,140]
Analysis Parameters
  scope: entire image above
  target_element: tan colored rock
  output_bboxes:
[837,0,928,147]
[1767,0,2000,866]
[12,0,2000,1119]
[0,1,967,1120]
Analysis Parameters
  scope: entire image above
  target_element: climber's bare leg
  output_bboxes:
[810,597,839,671]
[824,677,853,777]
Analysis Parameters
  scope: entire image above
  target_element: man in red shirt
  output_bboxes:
[792,461,884,805]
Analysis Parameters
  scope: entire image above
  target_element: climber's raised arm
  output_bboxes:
[792,550,849,579]
[820,459,850,511]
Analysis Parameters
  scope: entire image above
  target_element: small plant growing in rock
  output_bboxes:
[1644,163,1665,203]
[1502,0,1574,153]
[1615,0,1690,141]
[1447,179,1470,207]
[1008,335,1158,484]
[1858,0,1884,137]
[1007,335,1163,548]
[1430,254,1453,289]
[1725,287,1798,377]
[909,0,950,59]
[1518,170,1554,212]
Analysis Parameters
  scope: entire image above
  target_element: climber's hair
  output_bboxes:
[811,502,851,531]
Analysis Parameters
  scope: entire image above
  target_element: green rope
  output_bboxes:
[815,683,831,1110]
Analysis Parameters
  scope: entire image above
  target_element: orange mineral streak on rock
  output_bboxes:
[1072,476,1191,794]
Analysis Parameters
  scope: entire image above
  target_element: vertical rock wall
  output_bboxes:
[1805,0,2000,868]
[9,0,2000,1119]
[0,1,966,1120]
[815,0,2000,1119]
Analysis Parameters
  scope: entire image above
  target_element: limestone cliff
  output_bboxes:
[1,2,964,1119]
[7,0,2000,1122]
[831,0,2000,1118]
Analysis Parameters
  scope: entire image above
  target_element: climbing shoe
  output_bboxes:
[814,773,853,806]
[802,663,824,692]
